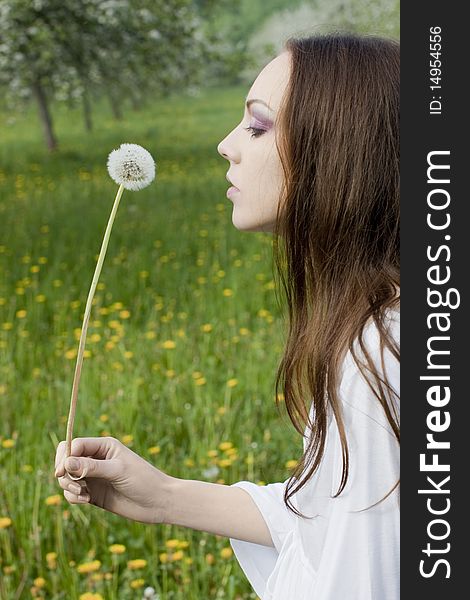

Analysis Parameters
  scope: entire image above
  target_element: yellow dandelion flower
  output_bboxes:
[109,544,126,554]
[3,565,15,574]
[35,294,46,303]
[2,322,13,330]
[130,578,145,589]
[2,439,15,449]
[145,330,156,339]
[21,464,33,473]
[239,328,250,336]
[16,309,27,319]
[45,495,62,506]
[112,361,123,371]
[46,552,57,562]
[99,414,109,422]
[127,559,147,570]
[79,594,104,600]
[201,323,213,332]
[159,553,168,563]
[123,350,133,359]
[205,553,215,565]
[207,450,218,458]
[111,302,124,310]
[90,333,101,343]
[226,378,238,388]
[184,458,195,467]
[197,276,207,284]
[105,341,115,351]
[65,349,77,360]
[148,446,160,455]
[166,369,175,378]
[165,539,180,549]
[0,517,12,529]
[218,459,232,468]
[53,279,62,287]
[162,340,175,349]
[223,288,233,297]
[219,442,233,451]
[121,435,133,445]
[178,541,190,549]
[91,573,104,582]
[77,560,101,574]
[286,459,298,469]
[34,577,46,588]
[195,377,206,386]
[220,547,233,559]
[83,350,92,358]
[217,406,227,415]
[119,310,131,319]
[170,550,184,561]
[97,282,105,290]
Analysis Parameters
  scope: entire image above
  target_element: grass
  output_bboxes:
[0,86,302,599]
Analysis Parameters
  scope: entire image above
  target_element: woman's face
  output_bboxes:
[217,51,291,233]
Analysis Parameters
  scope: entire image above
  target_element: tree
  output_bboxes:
[0,0,218,150]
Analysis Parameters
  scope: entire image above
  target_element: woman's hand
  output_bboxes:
[54,436,172,525]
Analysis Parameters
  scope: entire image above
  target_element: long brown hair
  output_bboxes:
[271,32,400,518]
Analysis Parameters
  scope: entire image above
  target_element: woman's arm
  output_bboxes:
[163,477,275,547]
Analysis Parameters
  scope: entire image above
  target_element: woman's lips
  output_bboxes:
[226,186,240,199]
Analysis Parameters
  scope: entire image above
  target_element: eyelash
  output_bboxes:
[244,126,266,139]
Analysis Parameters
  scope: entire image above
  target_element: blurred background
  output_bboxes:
[0,1,399,599]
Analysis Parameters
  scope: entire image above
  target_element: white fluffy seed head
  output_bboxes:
[107,143,156,191]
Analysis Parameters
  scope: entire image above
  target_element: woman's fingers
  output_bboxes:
[55,436,116,477]
[63,488,90,504]
[57,475,88,495]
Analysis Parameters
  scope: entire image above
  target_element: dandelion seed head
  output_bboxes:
[107,143,156,191]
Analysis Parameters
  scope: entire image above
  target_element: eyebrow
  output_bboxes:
[245,98,274,112]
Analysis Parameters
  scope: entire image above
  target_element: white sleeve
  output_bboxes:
[228,479,299,598]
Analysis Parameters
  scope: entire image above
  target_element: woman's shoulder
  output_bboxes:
[338,304,400,423]
[341,304,400,380]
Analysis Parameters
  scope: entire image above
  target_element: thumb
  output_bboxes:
[65,456,119,481]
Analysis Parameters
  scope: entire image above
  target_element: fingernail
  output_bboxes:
[66,458,80,471]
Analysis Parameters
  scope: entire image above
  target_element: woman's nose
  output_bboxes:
[217,131,241,163]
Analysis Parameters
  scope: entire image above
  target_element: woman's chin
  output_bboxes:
[231,212,274,233]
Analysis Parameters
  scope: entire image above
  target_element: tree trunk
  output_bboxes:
[82,87,93,131]
[107,88,123,120]
[31,79,58,151]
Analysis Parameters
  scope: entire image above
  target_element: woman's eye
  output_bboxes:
[244,126,266,139]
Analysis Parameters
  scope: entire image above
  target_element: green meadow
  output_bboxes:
[0,88,302,599]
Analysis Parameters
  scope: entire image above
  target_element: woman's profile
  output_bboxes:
[55,31,400,600]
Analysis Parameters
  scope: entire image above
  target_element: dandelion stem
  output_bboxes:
[66,183,125,458]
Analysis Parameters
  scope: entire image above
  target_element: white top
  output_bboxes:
[229,307,400,599]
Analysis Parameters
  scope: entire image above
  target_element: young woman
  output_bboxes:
[55,32,400,600]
